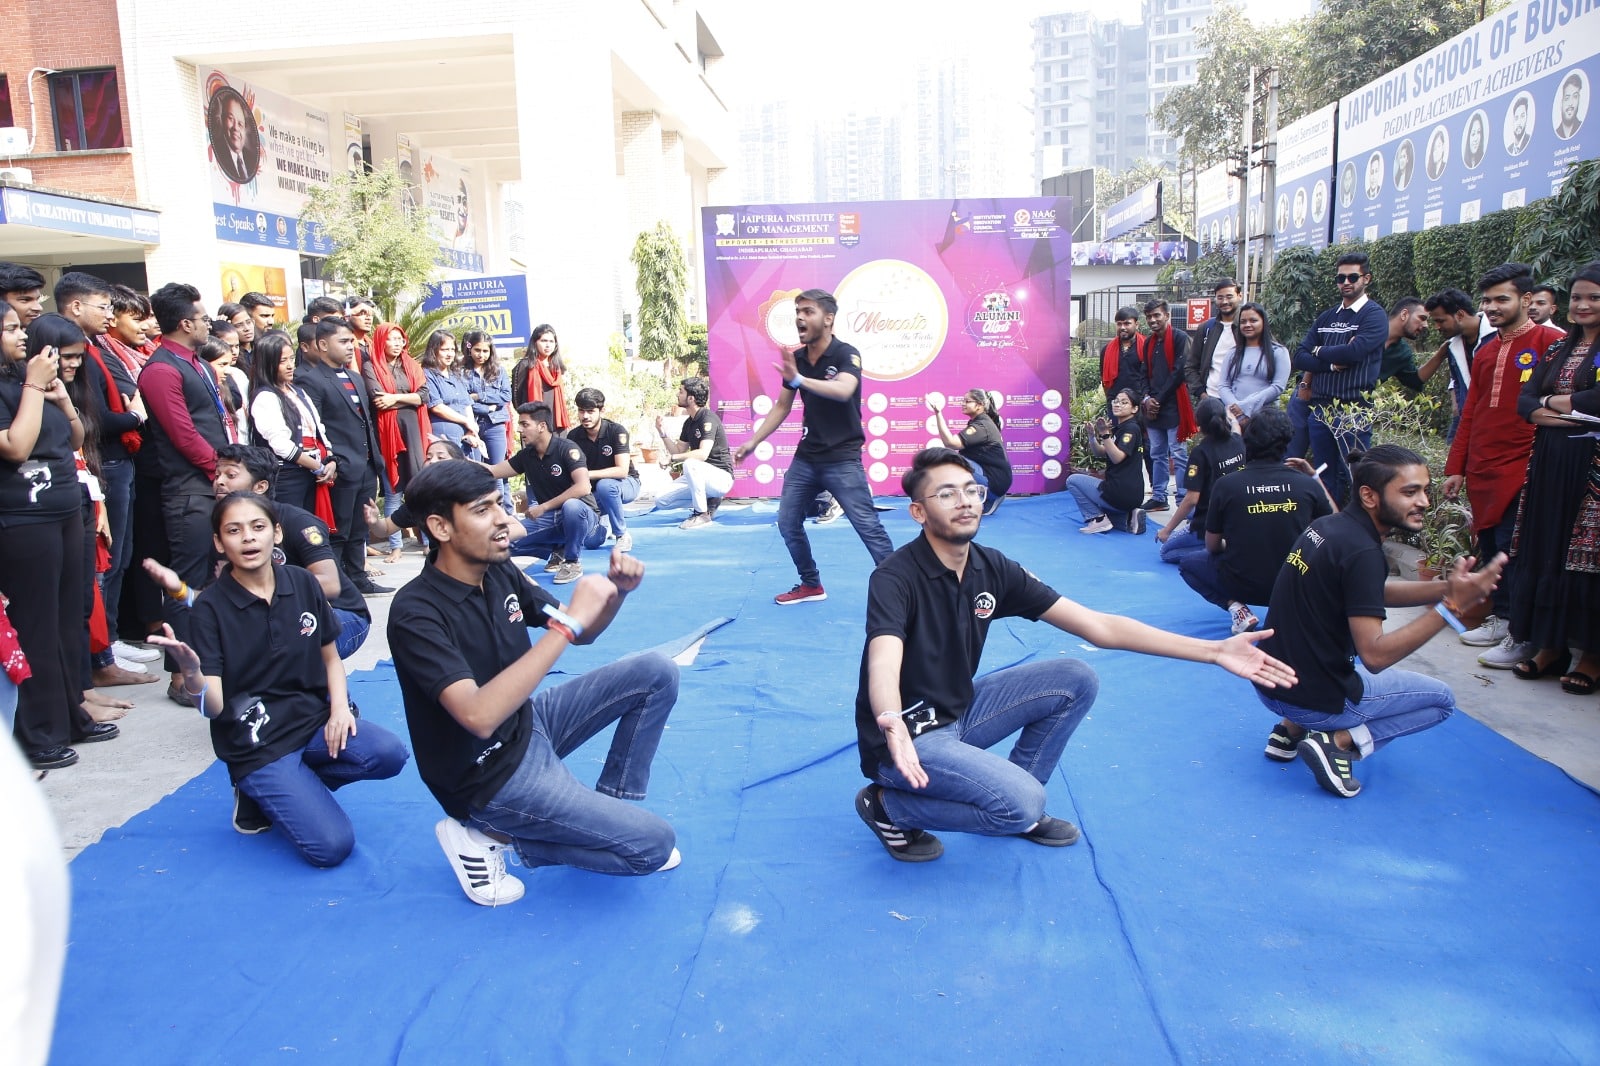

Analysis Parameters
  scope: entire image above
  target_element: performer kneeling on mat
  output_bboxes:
[853,447,1297,862]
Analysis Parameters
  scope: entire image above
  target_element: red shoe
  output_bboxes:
[774,583,827,605]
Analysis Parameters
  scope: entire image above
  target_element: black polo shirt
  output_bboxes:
[566,418,638,480]
[190,563,339,783]
[1101,418,1147,512]
[789,337,866,464]
[1183,434,1245,530]
[1206,460,1333,604]
[507,441,599,513]
[388,559,560,819]
[960,412,1012,498]
[679,408,734,474]
[854,534,1060,778]
[273,500,369,620]
[1256,508,1388,713]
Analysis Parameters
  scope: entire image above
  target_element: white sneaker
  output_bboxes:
[112,640,161,663]
[112,657,152,674]
[615,531,633,553]
[1228,601,1260,635]
[435,818,526,907]
[1459,613,1507,647]
[1478,634,1535,669]
[1078,515,1114,535]
[657,847,682,872]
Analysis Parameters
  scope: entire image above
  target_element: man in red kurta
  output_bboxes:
[1443,264,1566,665]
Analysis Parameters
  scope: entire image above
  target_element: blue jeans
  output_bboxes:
[1477,502,1518,619]
[1158,524,1206,564]
[874,660,1098,835]
[594,475,641,536]
[238,720,410,867]
[479,421,512,510]
[1287,391,1311,462]
[1307,400,1370,507]
[99,457,135,636]
[331,608,371,660]
[469,652,678,874]
[383,490,403,552]
[1254,664,1454,759]
[777,457,894,587]
[1065,473,1131,523]
[1178,549,1242,610]
[1148,425,1187,501]
[511,499,605,560]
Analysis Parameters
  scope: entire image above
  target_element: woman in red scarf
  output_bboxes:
[512,323,570,433]
[361,323,431,563]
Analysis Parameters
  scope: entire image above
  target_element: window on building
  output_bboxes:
[0,75,13,128]
[49,68,125,151]
[1044,132,1053,145]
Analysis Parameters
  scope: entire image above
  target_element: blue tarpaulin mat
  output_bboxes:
[53,494,1600,1063]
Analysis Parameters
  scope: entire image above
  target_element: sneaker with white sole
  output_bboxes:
[1229,601,1260,635]
[435,818,526,906]
[112,640,161,663]
[1126,508,1147,535]
[542,550,566,573]
[1296,730,1361,798]
[615,531,633,552]
[1079,515,1114,535]
[855,786,943,862]
[775,583,827,605]
[232,788,272,834]
[815,499,844,524]
[1479,635,1536,669]
[679,511,714,529]
[1264,722,1302,761]
[1459,613,1508,647]
[553,560,583,584]
[657,847,682,872]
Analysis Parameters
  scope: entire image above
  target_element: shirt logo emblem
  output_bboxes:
[549,463,562,477]
[568,448,582,462]
[601,445,613,456]
[299,611,318,637]
[504,594,523,624]
[272,546,286,565]
[973,592,997,620]
[304,527,324,546]
[824,366,839,380]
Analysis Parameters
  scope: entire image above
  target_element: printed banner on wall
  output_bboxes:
[702,198,1074,498]
[204,69,334,254]
[1196,162,1251,255]
[1102,181,1161,240]
[1333,1,1600,241]
[219,263,288,322]
[422,153,483,273]
[342,114,364,176]
[1071,239,1189,266]
[419,274,531,350]
[1270,104,1336,251]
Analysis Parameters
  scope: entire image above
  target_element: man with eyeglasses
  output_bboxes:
[852,447,1297,862]
[1291,252,1389,504]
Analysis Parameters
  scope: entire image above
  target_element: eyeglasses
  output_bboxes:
[1334,272,1365,284]
[85,302,112,314]
[918,484,988,507]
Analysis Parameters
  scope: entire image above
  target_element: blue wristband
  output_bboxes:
[1433,601,1467,634]
[541,603,586,640]
[787,375,804,390]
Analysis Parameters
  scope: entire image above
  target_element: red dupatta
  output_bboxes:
[523,353,570,428]
[369,324,432,486]
[1101,334,1148,392]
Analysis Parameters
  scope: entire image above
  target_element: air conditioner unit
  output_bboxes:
[0,166,32,184]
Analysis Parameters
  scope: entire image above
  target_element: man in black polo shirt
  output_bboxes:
[387,460,679,906]
[567,387,640,552]
[211,444,372,659]
[733,288,894,604]
[652,376,734,528]
[1254,445,1502,798]
[1180,409,1334,635]
[853,448,1296,862]
[486,401,606,584]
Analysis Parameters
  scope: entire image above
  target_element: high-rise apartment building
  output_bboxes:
[1032,0,1213,183]
[813,112,902,203]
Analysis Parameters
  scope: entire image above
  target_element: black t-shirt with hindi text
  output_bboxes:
[1205,460,1332,606]
[1182,434,1246,531]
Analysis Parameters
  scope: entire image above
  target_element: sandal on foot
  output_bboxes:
[1561,670,1598,695]
[1512,651,1571,680]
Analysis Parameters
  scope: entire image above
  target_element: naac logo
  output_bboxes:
[298,611,318,637]
[972,591,997,620]
[504,593,523,624]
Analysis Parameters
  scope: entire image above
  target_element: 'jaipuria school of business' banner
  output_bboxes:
[702,199,1073,498]
[1334,1,1600,242]
[1270,104,1337,251]
[204,70,335,254]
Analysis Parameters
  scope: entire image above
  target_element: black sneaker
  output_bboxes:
[233,788,272,834]
[1296,730,1362,797]
[354,574,395,596]
[1264,723,1301,762]
[706,497,722,516]
[1141,496,1170,512]
[1019,814,1080,846]
[855,786,943,862]
[1126,508,1147,535]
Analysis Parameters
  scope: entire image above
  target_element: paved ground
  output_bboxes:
[38,494,1600,859]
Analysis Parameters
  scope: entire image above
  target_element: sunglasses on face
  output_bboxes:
[1335,272,1365,284]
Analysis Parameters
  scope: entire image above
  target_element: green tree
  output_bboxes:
[630,222,689,365]
[298,161,439,309]
[1510,160,1600,293]
[1299,0,1492,110]
[1154,1,1309,169]
[684,322,709,378]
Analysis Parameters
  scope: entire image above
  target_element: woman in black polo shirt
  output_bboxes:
[150,492,407,865]
[928,388,1012,515]
[1064,388,1148,535]
[1155,396,1243,564]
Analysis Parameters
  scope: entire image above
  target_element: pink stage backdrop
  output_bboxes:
[701,197,1073,498]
